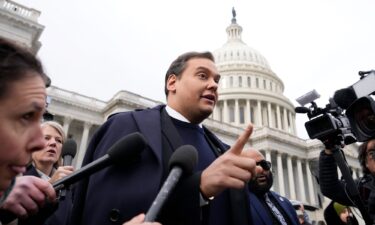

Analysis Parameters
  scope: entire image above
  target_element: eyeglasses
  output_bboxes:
[256,160,272,171]
[367,150,375,160]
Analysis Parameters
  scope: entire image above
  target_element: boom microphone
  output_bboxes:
[62,139,77,166]
[144,145,198,222]
[53,132,147,191]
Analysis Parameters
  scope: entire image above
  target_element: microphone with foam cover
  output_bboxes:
[61,139,77,166]
[333,87,357,109]
[144,145,198,222]
[53,132,147,191]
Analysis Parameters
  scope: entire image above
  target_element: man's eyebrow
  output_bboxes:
[31,101,45,111]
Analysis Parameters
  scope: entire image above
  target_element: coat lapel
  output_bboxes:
[248,192,272,225]
[132,107,163,168]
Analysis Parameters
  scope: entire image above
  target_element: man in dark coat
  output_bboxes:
[236,149,300,225]
[70,51,257,225]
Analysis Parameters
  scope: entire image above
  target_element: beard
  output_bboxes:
[248,171,273,196]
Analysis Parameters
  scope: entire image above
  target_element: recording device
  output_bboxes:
[144,145,198,222]
[62,139,77,166]
[53,132,147,191]
[295,70,375,143]
[59,139,77,198]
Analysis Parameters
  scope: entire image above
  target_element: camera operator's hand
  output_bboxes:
[322,135,345,152]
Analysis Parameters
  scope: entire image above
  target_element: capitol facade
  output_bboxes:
[0,1,364,224]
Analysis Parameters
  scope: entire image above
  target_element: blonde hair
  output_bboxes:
[41,121,65,144]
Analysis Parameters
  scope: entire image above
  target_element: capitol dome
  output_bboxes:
[214,18,271,71]
[211,9,296,135]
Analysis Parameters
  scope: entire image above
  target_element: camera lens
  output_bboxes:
[355,107,375,132]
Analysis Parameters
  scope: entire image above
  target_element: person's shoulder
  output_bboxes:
[270,191,293,204]
[107,105,164,121]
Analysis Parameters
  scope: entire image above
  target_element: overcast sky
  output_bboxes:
[16,0,375,139]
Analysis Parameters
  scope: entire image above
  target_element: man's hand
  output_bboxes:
[200,124,256,198]
[123,214,161,225]
[1,176,56,219]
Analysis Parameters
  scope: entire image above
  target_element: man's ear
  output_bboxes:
[166,74,177,94]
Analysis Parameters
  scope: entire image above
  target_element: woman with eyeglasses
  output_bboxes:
[320,139,375,223]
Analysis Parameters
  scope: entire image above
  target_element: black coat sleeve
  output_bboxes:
[319,150,354,206]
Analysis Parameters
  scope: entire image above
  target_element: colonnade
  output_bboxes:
[213,99,297,134]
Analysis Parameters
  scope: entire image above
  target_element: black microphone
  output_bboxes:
[333,87,357,109]
[59,139,77,198]
[62,139,77,166]
[53,132,147,191]
[295,106,310,114]
[144,145,198,222]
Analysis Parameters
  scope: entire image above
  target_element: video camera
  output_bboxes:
[295,70,375,144]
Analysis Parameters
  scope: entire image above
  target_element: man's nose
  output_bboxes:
[208,78,218,90]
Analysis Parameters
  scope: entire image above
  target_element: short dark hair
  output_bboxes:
[0,37,49,99]
[164,51,215,96]
[358,140,371,174]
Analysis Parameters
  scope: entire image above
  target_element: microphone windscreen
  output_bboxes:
[61,139,77,158]
[333,88,357,109]
[168,145,198,175]
[107,132,147,164]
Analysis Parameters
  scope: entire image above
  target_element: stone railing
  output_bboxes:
[0,0,41,21]
[47,86,107,111]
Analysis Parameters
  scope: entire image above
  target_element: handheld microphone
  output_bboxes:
[62,139,77,166]
[59,138,77,198]
[144,145,198,222]
[53,132,147,191]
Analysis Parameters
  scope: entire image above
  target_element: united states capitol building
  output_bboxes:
[0,1,364,224]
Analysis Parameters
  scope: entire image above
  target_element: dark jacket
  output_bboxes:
[319,150,375,222]
[246,191,299,225]
[69,105,249,225]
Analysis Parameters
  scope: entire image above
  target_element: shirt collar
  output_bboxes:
[165,105,203,128]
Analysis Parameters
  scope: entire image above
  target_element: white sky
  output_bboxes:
[16,0,375,139]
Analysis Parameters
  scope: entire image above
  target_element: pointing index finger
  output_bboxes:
[229,123,253,155]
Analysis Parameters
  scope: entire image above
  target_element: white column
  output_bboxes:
[276,105,282,129]
[306,160,316,205]
[358,170,363,178]
[283,108,288,131]
[277,152,285,196]
[352,168,358,180]
[288,111,294,134]
[257,100,262,126]
[234,99,239,125]
[245,99,250,124]
[223,100,228,123]
[212,104,218,120]
[292,114,297,135]
[267,102,273,128]
[265,150,273,191]
[76,122,92,168]
[63,116,73,136]
[297,158,306,202]
[265,150,271,162]
[287,155,296,199]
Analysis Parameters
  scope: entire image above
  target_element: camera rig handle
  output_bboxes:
[331,145,374,225]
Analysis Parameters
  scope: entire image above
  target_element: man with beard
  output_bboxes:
[245,150,299,225]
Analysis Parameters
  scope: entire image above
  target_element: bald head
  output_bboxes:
[247,149,264,162]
